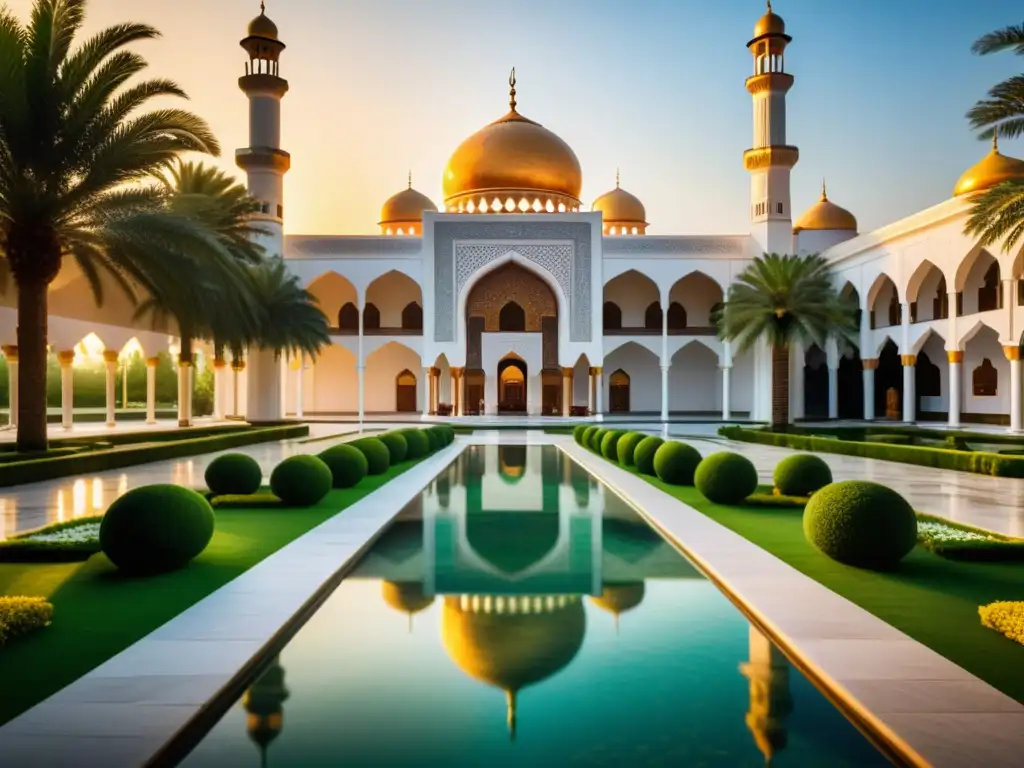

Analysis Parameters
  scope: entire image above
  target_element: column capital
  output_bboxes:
[231,360,246,372]
[178,359,192,369]
[589,366,603,375]
[861,358,878,370]
[213,359,227,369]
[451,366,464,377]
[103,350,119,364]
[1,344,17,362]
[900,354,916,367]
[1004,346,1021,362]
[146,356,160,367]
[947,350,964,364]
[57,350,76,367]
[561,367,574,377]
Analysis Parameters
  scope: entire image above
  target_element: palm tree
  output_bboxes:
[716,253,858,428]
[0,0,220,450]
[963,23,1024,253]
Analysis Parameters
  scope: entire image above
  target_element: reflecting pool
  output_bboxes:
[180,444,890,767]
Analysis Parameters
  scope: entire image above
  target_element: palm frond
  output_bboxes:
[971,24,1024,56]
[967,74,1024,139]
[963,179,1024,252]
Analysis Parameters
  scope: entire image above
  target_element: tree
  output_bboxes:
[963,23,1024,253]
[0,0,220,450]
[715,253,857,428]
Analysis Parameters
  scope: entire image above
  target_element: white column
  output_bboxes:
[825,338,839,420]
[293,355,304,418]
[862,360,876,420]
[357,365,365,422]
[1007,346,1022,432]
[357,298,365,423]
[594,367,603,419]
[454,368,464,417]
[484,372,497,415]
[721,341,733,421]
[947,351,961,428]
[562,368,572,417]
[58,350,75,430]
[660,364,669,421]
[176,356,191,427]
[245,347,284,422]
[146,356,158,424]
[587,368,596,415]
[3,346,18,427]
[790,344,805,421]
[103,350,118,427]
[902,355,916,423]
[212,359,224,419]
[422,366,432,418]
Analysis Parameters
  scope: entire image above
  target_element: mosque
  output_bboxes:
[3,1,1024,429]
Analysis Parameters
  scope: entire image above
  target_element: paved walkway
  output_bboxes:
[0,423,390,538]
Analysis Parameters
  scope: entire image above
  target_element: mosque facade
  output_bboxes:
[3,2,1024,428]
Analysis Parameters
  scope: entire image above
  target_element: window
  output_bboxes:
[776,202,783,214]
[667,302,687,330]
[644,302,662,330]
[978,263,1000,312]
[363,303,380,330]
[277,204,283,218]
[933,277,948,320]
[887,295,901,327]
[401,302,423,331]
[603,302,622,331]
[973,358,998,396]
[498,302,526,332]
[338,303,358,331]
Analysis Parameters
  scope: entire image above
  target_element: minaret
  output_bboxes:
[739,626,793,766]
[237,2,290,260]
[244,656,290,768]
[743,1,798,255]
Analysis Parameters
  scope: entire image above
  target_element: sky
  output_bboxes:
[8,0,1023,236]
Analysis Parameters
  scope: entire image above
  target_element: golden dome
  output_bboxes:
[592,171,648,234]
[793,181,857,232]
[381,581,435,615]
[753,1,786,38]
[247,3,278,40]
[953,133,1024,197]
[379,174,438,229]
[441,595,585,735]
[442,69,582,212]
[589,582,645,616]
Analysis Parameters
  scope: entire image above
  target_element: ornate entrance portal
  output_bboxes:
[498,358,527,413]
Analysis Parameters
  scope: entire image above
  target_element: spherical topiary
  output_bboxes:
[617,431,646,466]
[100,485,215,575]
[318,444,369,488]
[431,426,451,447]
[379,431,409,464]
[582,426,600,451]
[653,441,703,485]
[803,481,917,568]
[694,451,759,504]
[573,424,588,445]
[774,453,833,497]
[204,452,262,496]
[424,428,440,453]
[349,437,391,475]
[633,436,664,476]
[589,428,607,453]
[270,454,333,506]
[601,430,625,461]
[402,429,430,460]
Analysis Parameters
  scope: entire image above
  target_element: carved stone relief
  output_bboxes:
[465,263,556,332]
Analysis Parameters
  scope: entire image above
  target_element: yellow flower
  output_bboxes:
[979,601,1024,646]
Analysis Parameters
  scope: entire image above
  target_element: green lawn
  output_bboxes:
[610,461,1024,704]
[0,459,420,726]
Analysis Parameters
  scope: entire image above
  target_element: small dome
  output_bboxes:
[793,182,857,232]
[589,582,645,616]
[381,581,435,615]
[953,133,1024,197]
[247,4,278,40]
[379,177,438,228]
[592,173,647,233]
[753,1,786,38]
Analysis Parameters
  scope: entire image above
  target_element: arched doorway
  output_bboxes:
[499,301,526,332]
[396,369,417,412]
[498,358,527,413]
[609,369,630,412]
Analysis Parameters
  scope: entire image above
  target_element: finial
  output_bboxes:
[993,125,1000,153]
[615,168,620,188]
[506,690,518,741]
[260,1,266,14]
[820,178,828,201]
[509,67,517,112]
[407,170,412,189]
[766,0,773,12]
[615,612,620,634]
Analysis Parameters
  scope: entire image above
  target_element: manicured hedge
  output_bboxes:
[204,453,263,496]
[600,430,625,461]
[653,441,702,485]
[694,451,758,504]
[0,597,53,646]
[773,454,832,497]
[401,429,430,460]
[588,428,607,453]
[318,444,370,488]
[582,426,600,452]
[803,480,917,569]
[573,425,589,445]
[616,431,646,466]
[0,424,308,488]
[379,431,409,464]
[424,428,440,453]
[720,426,1024,478]
[270,455,333,506]
[100,485,216,575]
[349,437,391,475]
[633,436,664,476]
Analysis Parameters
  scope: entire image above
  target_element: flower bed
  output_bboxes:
[0,517,104,563]
[915,514,1024,561]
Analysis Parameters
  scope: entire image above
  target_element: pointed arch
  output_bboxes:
[667,270,724,328]
[401,301,423,331]
[499,301,526,332]
[307,271,358,326]
[603,269,660,330]
[603,301,622,331]
[366,269,424,329]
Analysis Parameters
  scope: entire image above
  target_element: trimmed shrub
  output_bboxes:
[694,452,759,504]
[616,431,646,466]
[582,426,600,451]
[402,429,430,460]
[589,428,607,453]
[0,597,54,645]
[653,441,703,485]
[204,452,262,496]
[379,431,409,464]
[600,430,625,461]
[429,426,449,448]
[424,428,441,453]
[633,436,664,476]
[270,455,333,506]
[318,444,370,488]
[100,485,215,574]
[802,481,917,569]
[573,424,589,445]
[773,454,832,497]
[349,437,391,475]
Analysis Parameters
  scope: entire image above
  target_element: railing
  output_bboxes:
[328,327,423,336]
[603,327,716,336]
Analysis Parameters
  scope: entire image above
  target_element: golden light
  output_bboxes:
[72,478,87,518]
[73,332,106,367]
[121,338,143,359]
[91,478,103,511]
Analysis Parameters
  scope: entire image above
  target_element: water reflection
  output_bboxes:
[188,446,884,767]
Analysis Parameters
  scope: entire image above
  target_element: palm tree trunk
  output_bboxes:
[771,343,790,429]
[178,334,193,428]
[17,279,50,451]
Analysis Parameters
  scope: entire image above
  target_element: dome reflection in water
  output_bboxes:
[182,445,888,768]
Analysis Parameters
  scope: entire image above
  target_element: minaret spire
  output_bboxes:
[615,168,621,188]
[509,67,517,112]
[407,170,412,189]
[820,178,827,201]
[506,690,518,741]
[260,1,266,13]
